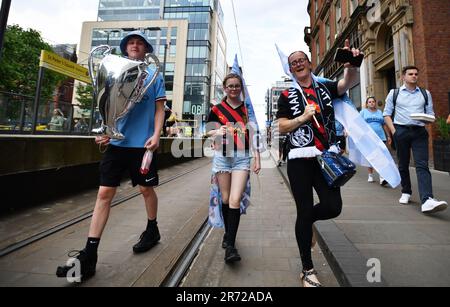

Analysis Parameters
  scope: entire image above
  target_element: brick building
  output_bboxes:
[304,0,449,140]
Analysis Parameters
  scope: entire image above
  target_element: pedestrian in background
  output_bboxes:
[360,96,391,185]
[383,65,447,213]
[48,108,65,131]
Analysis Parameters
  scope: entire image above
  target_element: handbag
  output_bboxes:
[316,150,356,188]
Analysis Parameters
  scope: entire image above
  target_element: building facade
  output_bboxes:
[52,44,78,125]
[305,0,450,140]
[266,79,292,125]
[77,0,227,123]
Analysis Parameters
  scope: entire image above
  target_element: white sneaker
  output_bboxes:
[368,174,374,183]
[380,177,388,186]
[399,194,411,204]
[421,198,448,214]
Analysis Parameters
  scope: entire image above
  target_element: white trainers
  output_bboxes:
[421,198,448,214]
[399,194,411,204]
[380,177,388,186]
[368,174,374,183]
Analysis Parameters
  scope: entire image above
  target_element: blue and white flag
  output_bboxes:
[275,44,401,188]
[231,54,259,131]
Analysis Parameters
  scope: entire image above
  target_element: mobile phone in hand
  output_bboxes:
[334,48,364,67]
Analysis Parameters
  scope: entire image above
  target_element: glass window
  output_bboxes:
[187,46,209,59]
[335,1,342,34]
[189,28,209,40]
[186,63,207,76]
[315,0,319,19]
[350,0,358,14]
[385,31,394,50]
[171,27,178,39]
[316,39,320,65]
[325,18,331,51]
[98,0,162,21]
[170,44,177,56]
[349,83,362,110]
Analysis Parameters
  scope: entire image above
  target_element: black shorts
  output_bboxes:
[99,145,159,187]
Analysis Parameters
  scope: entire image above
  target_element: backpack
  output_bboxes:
[391,87,428,120]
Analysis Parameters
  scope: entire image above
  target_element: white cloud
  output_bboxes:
[7,0,98,45]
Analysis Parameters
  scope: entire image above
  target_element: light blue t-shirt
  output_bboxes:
[360,108,386,141]
[110,67,166,148]
[382,85,434,127]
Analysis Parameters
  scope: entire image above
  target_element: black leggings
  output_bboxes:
[287,158,343,271]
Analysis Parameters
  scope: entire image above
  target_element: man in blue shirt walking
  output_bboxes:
[383,66,447,214]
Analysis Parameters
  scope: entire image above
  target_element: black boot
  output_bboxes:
[56,249,97,281]
[133,225,161,253]
[224,208,241,263]
[224,246,241,263]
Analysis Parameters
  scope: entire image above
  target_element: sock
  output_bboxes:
[227,208,241,248]
[221,203,229,234]
[85,237,100,258]
[146,219,158,231]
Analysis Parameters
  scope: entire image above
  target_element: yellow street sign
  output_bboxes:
[39,50,91,84]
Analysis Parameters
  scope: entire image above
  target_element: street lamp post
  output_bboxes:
[0,0,12,61]
[204,59,214,115]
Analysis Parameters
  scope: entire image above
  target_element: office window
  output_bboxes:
[316,39,320,65]
[315,0,319,19]
[385,29,394,51]
[187,46,209,59]
[325,18,330,51]
[350,0,358,14]
[186,63,207,77]
[349,83,361,110]
[335,0,342,34]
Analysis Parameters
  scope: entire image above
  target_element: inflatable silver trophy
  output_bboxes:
[88,45,160,139]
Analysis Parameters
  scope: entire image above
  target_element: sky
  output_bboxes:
[6,0,311,128]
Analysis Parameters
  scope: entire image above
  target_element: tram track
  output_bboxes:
[0,161,211,258]
[160,219,212,287]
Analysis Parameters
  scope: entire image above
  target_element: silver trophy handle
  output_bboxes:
[113,53,161,130]
[88,45,112,90]
[125,53,161,106]
[143,53,161,88]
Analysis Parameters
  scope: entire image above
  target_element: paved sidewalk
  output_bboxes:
[182,152,339,287]
[275,149,450,287]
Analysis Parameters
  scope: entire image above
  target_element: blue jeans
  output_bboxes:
[394,125,433,203]
[212,151,251,173]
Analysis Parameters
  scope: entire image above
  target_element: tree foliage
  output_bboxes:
[0,24,65,100]
[76,83,94,111]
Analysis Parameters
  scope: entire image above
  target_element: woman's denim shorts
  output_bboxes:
[212,151,251,173]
